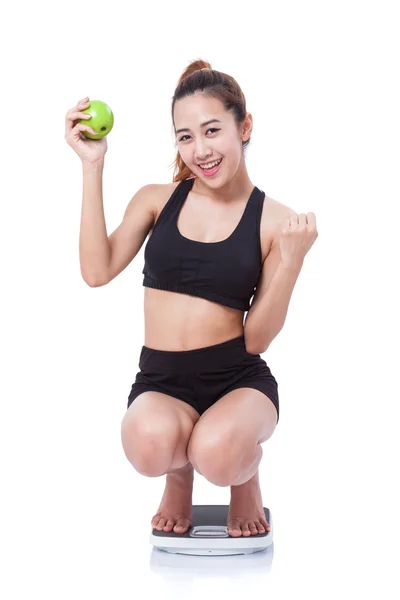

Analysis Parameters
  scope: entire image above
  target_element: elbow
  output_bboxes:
[244,328,274,355]
[81,272,108,287]
[246,344,268,355]
[87,278,108,288]
[244,331,260,355]
[244,338,267,355]
[85,279,104,288]
[244,326,267,355]
[80,263,110,287]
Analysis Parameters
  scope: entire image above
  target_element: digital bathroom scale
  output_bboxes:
[150,505,273,556]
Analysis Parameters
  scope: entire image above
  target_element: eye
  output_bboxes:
[178,128,220,142]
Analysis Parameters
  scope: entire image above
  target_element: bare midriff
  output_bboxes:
[143,287,246,350]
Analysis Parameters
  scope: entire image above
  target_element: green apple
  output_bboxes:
[79,100,114,139]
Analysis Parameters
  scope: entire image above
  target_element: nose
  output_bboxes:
[194,141,213,163]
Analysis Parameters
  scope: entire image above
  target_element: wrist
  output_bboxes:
[82,159,104,172]
[279,258,303,273]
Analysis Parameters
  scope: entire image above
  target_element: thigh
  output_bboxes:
[122,390,200,432]
[121,391,200,472]
[189,387,277,465]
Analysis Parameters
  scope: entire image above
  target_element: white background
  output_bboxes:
[1,0,399,598]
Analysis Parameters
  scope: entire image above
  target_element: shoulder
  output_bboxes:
[131,180,189,225]
[150,181,182,221]
[262,194,297,222]
[130,182,179,220]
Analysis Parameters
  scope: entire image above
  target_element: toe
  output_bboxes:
[261,518,271,532]
[156,517,167,531]
[256,521,266,534]
[229,529,242,537]
[228,518,242,537]
[242,522,251,536]
[151,513,161,528]
[173,518,190,534]
[163,519,174,532]
[248,521,259,535]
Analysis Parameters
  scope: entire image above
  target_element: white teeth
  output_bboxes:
[199,158,222,169]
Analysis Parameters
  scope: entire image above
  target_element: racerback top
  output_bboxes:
[142,178,265,311]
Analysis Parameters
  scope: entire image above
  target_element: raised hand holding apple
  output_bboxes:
[65,97,113,165]
[79,100,114,140]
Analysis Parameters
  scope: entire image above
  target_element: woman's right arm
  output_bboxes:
[79,161,158,287]
[65,97,157,287]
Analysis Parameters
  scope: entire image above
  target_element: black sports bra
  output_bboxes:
[142,178,265,311]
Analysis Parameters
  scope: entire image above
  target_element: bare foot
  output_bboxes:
[151,462,194,534]
[228,469,271,537]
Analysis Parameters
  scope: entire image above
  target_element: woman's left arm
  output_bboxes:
[244,210,318,354]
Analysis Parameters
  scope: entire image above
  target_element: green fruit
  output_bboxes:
[79,100,114,140]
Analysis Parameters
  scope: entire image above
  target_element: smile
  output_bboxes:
[198,158,223,176]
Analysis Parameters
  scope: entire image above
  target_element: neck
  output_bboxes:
[192,161,254,204]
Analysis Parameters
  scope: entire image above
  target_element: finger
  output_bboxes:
[76,122,97,137]
[298,213,308,227]
[65,112,91,138]
[65,98,90,131]
[306,212,317,227]
[68,122,97,139]
[65,98,90,120]
[76,96,90,109]
[68,110,92,122]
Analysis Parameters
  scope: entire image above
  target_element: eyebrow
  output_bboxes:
[175,119,222,135]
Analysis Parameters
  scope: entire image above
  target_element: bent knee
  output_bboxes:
[121,409,193,476]
[121,417,173,473]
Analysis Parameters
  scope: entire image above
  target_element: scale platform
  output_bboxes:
[150,505,273,556]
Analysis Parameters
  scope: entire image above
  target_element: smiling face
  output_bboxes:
[173,93,252,186]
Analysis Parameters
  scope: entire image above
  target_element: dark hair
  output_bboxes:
[169,59,250,182]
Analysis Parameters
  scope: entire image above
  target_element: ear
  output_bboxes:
[242,113,253,141]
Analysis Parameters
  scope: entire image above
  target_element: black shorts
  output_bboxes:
[127,334,279,423]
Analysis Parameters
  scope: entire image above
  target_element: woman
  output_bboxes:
[65,60,318,538]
